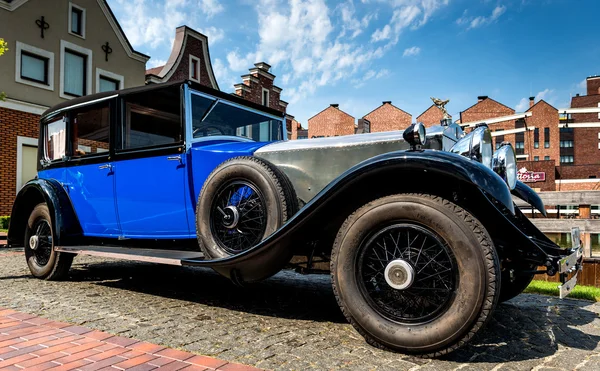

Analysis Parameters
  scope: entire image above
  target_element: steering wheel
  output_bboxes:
[193,124,226,137]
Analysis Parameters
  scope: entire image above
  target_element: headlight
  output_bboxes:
[449,125,493,168]
[403,122,427,147]
[492,142,517,190]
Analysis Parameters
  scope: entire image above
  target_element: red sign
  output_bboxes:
[517,169,546,183]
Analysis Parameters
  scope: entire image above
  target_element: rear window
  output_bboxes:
[45,118,66,161]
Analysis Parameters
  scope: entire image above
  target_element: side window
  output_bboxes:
[120,86,182,150]
[45,118,66,161]
[191,92,282,142]
[71,102,110,157]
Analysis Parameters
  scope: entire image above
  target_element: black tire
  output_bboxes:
[499,263,536,303]
[196,156,297,259]
[331,194,501,357]
[24,203,73,280]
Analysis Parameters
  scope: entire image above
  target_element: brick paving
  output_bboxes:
[1,248,600,370]
[0,308,261,371]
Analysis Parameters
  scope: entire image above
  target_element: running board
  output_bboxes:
[55,246,204,266]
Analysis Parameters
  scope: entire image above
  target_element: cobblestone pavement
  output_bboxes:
[1,248,600,370]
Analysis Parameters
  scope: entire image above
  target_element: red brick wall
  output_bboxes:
[235,75,284,114]
[308,106,355,138]
[363,103,411,132]
[586,77,600,96]
[417,105,450,127]
[525,101,559,162]
[167,36,214,88]
[0,107,40,215]
[570,94,600,166]
[460,98,516,150]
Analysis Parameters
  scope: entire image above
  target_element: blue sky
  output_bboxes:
[107,0,600,126]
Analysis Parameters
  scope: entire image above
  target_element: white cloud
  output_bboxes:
[371,0,449,44]
[226,50,257,72]
[459,5,507,30]
[351,68,390,88]
[199,0,224,18]
[198,26,225,43]
[577,79,587,91]
[147,58,166,68]
[515,88,555,111]
[338,1,377,39]
[403,46,421,57]
[515,97,529,112]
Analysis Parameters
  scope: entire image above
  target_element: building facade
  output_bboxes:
[308,104,355,138]
[362,101,411,132]
[145,26,218,90]
[0,0,149,215]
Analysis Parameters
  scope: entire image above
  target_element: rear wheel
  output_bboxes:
[331,194,500,357]
[24,203,73,280]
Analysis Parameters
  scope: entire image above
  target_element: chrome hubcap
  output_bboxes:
[222,205,240,229]
[384,259,415,290]
[29,235,39,251]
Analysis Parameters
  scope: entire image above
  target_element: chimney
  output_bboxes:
[477,95,488,102]
[529,96,535,108]
[576,93,580,97]
[254,62,271,72]
[330,103,339,108]
[382,101,392,105]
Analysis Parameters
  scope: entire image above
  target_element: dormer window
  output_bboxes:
[189,55,200,83]
[69,3,86,39]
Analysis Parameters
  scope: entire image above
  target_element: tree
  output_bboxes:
[0,38,7,101]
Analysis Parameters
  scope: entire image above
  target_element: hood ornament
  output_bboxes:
[431,97,451,126]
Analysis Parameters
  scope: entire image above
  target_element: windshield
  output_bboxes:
[191,93,283,141]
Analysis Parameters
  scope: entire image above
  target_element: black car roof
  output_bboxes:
[41,80,286,120]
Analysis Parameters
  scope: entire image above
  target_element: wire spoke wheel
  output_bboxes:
[29,219,53,267]
[210,180,267,254]
[357,223,457,323]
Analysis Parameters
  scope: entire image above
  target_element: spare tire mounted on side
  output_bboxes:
[196,156,297,259]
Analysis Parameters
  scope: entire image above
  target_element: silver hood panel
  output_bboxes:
[255,124,463,203]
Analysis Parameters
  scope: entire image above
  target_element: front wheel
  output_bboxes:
[331,194,500,357]
[24,203,73,280]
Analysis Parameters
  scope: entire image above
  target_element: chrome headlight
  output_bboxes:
[449,125,493,168]
[492,142,517,190]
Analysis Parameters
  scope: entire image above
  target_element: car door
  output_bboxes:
[63,100,120,237]
[113,85,190,238]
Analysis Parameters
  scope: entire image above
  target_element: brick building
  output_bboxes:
[362,101,411,132]
[0,0,149,215]
[308,104,355,138]
[417,105,451,127]
[145,26,218,89]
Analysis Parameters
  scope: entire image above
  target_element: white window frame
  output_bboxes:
[15,41,54,91]
[262,88,270,107]
[189,55,201,83]
[60,40,92,99]
[16,136,38,191]
[95,68,124,93]
[68,2,86,39]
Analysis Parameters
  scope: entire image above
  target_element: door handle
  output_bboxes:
[167,156,182,164]
[99,164,112,170]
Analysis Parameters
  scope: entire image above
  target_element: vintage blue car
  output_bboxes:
[8,80,582,357]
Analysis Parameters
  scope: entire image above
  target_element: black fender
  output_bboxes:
[8,179,82,247]
[512,180,547,216]
[183,150,519,282]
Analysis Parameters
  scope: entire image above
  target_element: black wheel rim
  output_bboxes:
[356,223,457,324]
[30,219,53,267]
[210,180,267,254]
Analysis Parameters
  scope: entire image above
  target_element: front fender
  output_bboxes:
[8,179,82,247]
[183,150,515,282]
[512,180,547,216]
